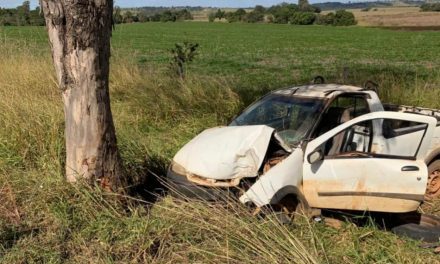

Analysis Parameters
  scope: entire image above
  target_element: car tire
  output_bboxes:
[270,194,313,224]
[392,224,440,243]
[392,213,440,243]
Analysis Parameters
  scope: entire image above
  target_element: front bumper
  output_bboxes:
[166,167,234,201]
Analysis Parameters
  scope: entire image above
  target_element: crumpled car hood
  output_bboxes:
[173,125,290,180]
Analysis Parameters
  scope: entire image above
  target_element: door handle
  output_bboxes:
[401,166,419,171]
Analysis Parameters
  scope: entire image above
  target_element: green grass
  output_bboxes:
[2,22,440,104]
[1,22,440,263]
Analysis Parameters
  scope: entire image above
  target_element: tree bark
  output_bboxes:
[40,0,124,189]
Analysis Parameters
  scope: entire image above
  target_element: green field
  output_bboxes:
[2,22,440,104]
[1,22,440,263]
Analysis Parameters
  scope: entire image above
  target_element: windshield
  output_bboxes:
[230,94,324,146]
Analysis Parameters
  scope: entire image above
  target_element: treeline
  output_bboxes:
[209,2,356,26]
[0,1,45,26]
[133,6,203,14]
[420,3,440,12]
[114,7,193,24]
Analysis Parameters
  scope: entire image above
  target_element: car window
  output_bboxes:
[332,96,369,118]
[315,95,369,137]
[230,94,324,146]
[320,118,427,159]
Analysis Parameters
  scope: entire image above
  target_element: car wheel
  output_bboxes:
[425,160,440,201]
[271,194,315,224]
[392,213,440,243]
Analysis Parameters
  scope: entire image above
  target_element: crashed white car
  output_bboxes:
[167,84,440,214]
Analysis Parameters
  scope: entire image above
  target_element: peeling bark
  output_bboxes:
[40,0,124,189]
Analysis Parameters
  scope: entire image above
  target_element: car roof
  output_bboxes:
[272,84,365,98]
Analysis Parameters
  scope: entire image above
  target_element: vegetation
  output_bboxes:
[0,1,44,26]
[1,22,440,262]
[420,3,440,12]
[169,42,199,79]
[215,3,354,26]
[113,7,194,24]
[317,10,357,26]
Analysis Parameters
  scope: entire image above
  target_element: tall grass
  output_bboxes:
[1,36,440,263]
[0,41,318,263]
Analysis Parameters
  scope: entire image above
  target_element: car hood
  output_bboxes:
[173,125,291,180]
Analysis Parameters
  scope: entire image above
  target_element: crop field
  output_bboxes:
[349,7,440,28]
[1,22,440,263]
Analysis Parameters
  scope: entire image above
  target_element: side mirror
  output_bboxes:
[307,149,323,164]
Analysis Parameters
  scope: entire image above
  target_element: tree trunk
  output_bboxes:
[40,0,124,189]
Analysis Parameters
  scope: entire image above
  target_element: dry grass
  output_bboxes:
[348,7,440,27]
[0,42,317,263]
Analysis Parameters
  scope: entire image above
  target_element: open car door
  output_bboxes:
[303,111,437,213]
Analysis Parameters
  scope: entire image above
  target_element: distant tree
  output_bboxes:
[244,11,265,23]
[298,0,310,10]
[113,6,123,24]
[29,6,45,26]
[254,5,266,14]
[16,1,31,25]
[224,8,248,23]
[316,12,335,25]
[123,10,134,23]
[334,10,356,26]
[235,8,247,20]
[289,11,316,25]
[137,10,149,22]
[269,3,298,24]
[420,3,440,12]
[302,5,321,13]
[161,10,177,22]
[266,14,274,23]
[150,13,162,22]
[225,12,239,22]
[176,9,193,20]
[215,9,225,20]
[208,12,216,22]
[316,10,356,26]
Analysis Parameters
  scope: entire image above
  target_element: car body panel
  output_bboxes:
[239,148,304,207]
[303,111,437,212]
[173,125,289,181]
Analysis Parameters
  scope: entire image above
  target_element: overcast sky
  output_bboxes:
[0,0,352,9]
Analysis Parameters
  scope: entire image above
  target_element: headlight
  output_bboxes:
[170,161,187,176]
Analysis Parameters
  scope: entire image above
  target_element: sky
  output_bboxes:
[0,0,354,9]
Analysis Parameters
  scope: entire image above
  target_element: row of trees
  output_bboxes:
[420,3,440,12]
[0,1,45,26]
[209,5,266,23]
[1,2,355,27]
[113,7,193,24]
[208,3,356,26]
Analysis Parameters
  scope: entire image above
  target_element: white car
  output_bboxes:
[167,83,440,214]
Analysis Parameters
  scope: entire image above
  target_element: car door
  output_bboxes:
[302,111,437,213]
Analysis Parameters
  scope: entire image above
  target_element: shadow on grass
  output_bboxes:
[321,209,440,243]
[125,153,170,204]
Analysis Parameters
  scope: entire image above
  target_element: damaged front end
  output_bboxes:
[166,125,293,202]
